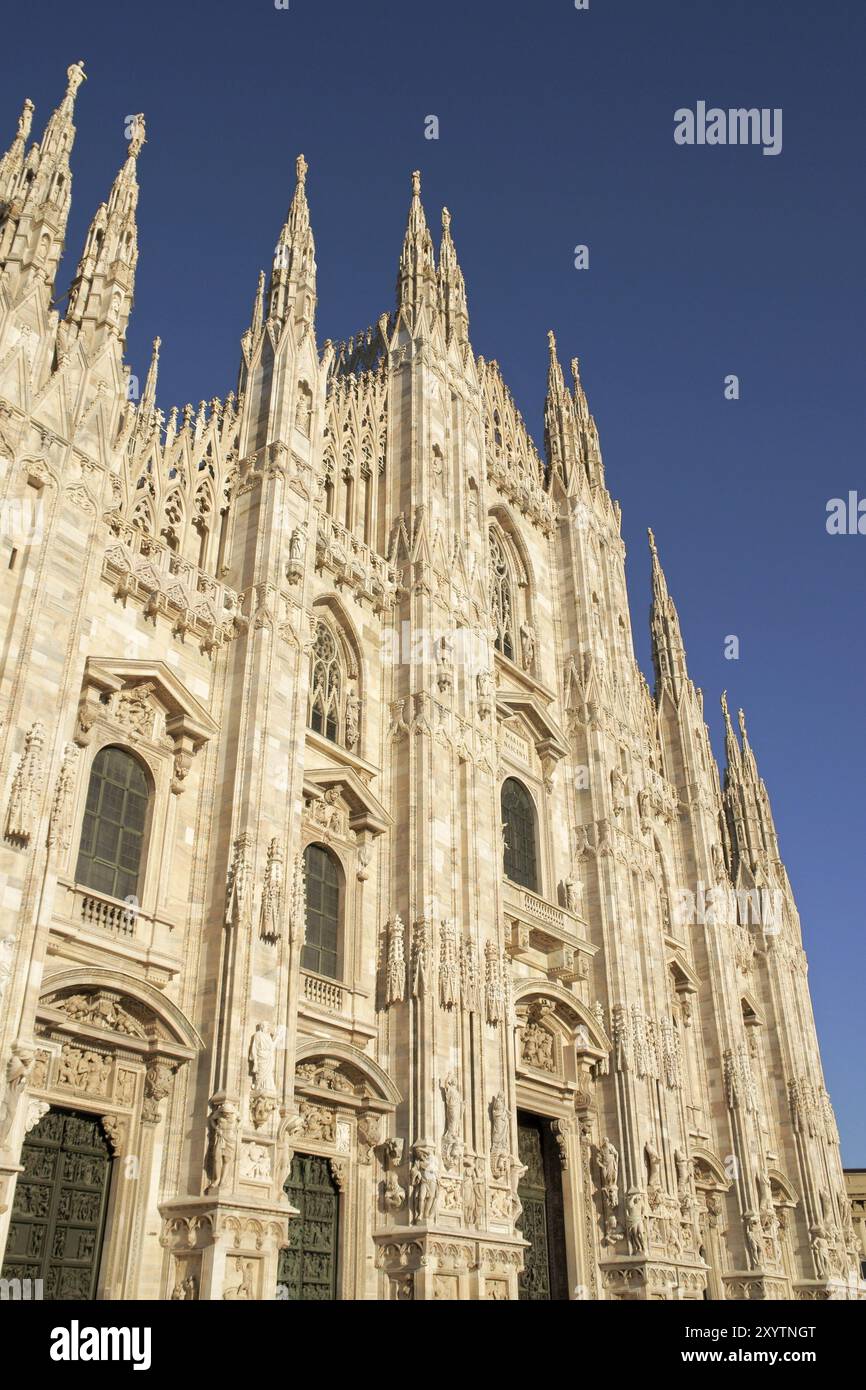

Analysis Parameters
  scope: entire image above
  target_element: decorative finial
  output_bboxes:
[647,526,657,556]
[547,328,557,353]
[442,206,451,230]
[737,708,748,741]
[296,153,308,185]
[411,170,421,198]
[66,61,87,97]
[127,114,146,159]
[151,335,161,360]
[571,356,581,384]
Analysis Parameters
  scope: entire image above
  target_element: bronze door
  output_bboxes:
[516,1114,568,1300]
[2,1107,112,1300]
[278,1152,340,1300]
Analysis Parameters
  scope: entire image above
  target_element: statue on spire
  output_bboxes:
[296,152,308,185]
[127,114,146,160]
[66,61,87,98]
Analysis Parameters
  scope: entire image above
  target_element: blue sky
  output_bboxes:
[2,0,863,1158]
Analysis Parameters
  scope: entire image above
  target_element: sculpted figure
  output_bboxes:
[248,1023,276,1094]
[674,1147,690,1195]
[490,1092,510,1178]
[644,1139,660,1189]
[564,869,582,914]
[345,686,360,749]
[625,1190,646,1254]
[206,1100,238,1193]
[289,523,306,564]
[600,1134,619,1189]
[519,621,536,672]
[410,1143,439,1224]
[744,1213,763,1270]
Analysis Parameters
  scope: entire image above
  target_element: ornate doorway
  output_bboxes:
[516,1113,568,1300]
[278,1152,340,1300]
[1,1107,112,1299]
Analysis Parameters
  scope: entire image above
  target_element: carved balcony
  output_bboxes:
[502,879,596,990]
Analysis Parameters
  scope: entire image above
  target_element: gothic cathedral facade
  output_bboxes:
[0,65,859,1301]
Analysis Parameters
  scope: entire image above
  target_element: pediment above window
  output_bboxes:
[304,766,391,838]
[77,658,218,792]
[497,690,568,786]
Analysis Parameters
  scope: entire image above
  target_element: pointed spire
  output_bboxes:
[64,114,145,348]
[0,98,35,209]
[251,269,265,337]
[721,701,782,876]
[544,329,578,483]
[268,153,316,328]
[567,355,606,489]
[720,690,740,779]
[648,528,690,700]
[396,169,437,328]
[437,205,468,344]
[737,706,760,781]
[140,336,161,416]
[39,60,86,158]
[0,62,86,290]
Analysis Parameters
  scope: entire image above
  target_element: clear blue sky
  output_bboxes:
[3,0,863,1159]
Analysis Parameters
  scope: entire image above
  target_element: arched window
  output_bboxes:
[489,529,515,661]
[302,843,341,979]
[75,746,150,902]
[501,777,538,891]
[309,621,342,744]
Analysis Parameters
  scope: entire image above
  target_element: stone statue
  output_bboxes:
[205,1100,238,1193]
[441,1073,464,1171]
[463,1155,484,1228]
[248,1023,276,1094]
[744,1213,763,1271]
[564,868,582,914]
[519,621,536,672]
[0,1044,34,1146]
[598,1136,619,1195]
[410,1142,439,1224]
[674,1147,690,1195]
[490,1092,510,1178]
[345,686,360,749]
[810,1228,831,1280]
[625,1190,646,1254]
[644,1139,660,1190]
[289,524,306,564]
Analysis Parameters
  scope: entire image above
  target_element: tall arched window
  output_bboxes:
[75,746,150,902]
[309,621,342,743]
[302,843,341,979]
[489,529,515,661]
[501,777,538,891]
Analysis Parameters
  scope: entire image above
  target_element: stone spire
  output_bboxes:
[648,527,689,700]
[0,61,86,292]
[570,355,606,489]
[396,169,437,328]
[63,114,145,349]
[0,98,34,211]
[720,690,740,781]
[544,329,578,484]
[437,206,468,344]
[267,153,316,329]
[721,701,782,877]
[140,335,161,418]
